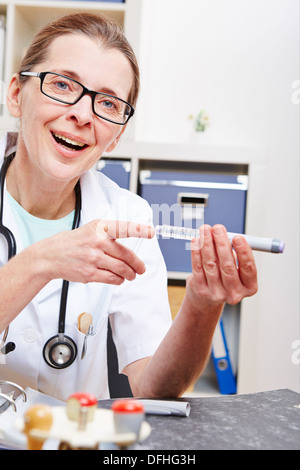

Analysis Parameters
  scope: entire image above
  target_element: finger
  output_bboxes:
[101,239,146,275]
[190,236,207,284]
[199,225,222,290]
[212,224,240,291]
[96,249,139,280]
[89,269,126,285]
[232,235,258,291]
[96,220,154,240]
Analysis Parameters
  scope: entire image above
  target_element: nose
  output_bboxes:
[66,94,94,126]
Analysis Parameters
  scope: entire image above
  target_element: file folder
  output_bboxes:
[212,318,237,395]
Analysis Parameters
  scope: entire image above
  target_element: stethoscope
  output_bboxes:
[0,153,82,369]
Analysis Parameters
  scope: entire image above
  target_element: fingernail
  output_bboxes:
[140,264,146,274]
[233,235,244,246]
[213,225,225,236]
[149,226,155,238]
[200,225,211,236]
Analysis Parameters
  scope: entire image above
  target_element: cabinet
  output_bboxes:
[139,165,247,274]
[0,0,267,396]
[100,141,267,395]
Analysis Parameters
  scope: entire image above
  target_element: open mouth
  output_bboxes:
[52,132,88,151]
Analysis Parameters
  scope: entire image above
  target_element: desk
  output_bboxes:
[100,389,300,450]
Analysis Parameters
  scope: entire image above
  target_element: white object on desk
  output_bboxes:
[15,406,151,449]
[139,399,190,416]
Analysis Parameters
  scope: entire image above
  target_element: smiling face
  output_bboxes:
[7,33,133,186]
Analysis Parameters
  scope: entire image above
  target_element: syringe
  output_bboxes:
[155,225,285,253]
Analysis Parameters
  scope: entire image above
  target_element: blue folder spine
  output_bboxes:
[212,318,237,395]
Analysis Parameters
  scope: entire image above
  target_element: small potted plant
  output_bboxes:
[189,110,211,143]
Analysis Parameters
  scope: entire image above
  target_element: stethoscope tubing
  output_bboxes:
[0,154,16,259]
[0,154,17,354]
[58,181,81,334]
[0,154,82,368]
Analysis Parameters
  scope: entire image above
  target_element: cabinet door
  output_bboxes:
[140,170,248,273]
[97,159,131,190]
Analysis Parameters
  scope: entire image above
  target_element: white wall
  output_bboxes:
[136,0,300,392]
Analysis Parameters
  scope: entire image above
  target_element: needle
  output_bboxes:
[155,225,285,253]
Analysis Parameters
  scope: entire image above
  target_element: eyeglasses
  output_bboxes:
[20,71,134,125]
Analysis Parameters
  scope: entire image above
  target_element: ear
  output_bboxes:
[105,125,127,153]
[6,74,22,117]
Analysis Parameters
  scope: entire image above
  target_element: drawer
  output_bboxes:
[139,170,248,273]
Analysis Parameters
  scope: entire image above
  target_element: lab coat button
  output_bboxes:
[23,329,38,343]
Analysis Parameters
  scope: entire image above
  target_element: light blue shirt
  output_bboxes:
[6,191,75,248]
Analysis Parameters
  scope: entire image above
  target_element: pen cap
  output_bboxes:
[272,239,285,253]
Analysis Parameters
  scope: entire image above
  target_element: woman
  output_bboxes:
[0,13,257,401]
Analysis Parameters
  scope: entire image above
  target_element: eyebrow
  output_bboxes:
[54,69,119,97]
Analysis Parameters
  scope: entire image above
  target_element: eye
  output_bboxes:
[51,78,76,94]
[95,95,122,114]
[102,98,117,110]
[44,75,74,94]
[55,80,70,91]
[105,100,114,108]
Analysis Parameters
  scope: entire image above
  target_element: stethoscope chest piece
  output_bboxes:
[43,334,77,369]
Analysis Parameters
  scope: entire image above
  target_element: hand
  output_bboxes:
[42,219,155,285]
[186,224,258,314]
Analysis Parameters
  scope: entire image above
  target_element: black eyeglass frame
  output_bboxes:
[20,71,135,126]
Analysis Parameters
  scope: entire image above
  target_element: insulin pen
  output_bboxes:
[155,225,285,254]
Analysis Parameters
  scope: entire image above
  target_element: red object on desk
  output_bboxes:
[68,392,97,407]
[111,400,144,413]
[112,400,145,437]
[67,392,98,423]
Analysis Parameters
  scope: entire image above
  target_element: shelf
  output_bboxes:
[13,1,126,23]
[111,140,267,166]
[10,2,125,77]
[0,0,138,127]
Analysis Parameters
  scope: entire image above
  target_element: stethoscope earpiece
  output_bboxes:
[43,334,77,369]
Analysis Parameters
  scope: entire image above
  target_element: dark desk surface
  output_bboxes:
[100,389,300,450]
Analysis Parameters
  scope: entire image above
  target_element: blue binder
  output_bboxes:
[212,318,237,395]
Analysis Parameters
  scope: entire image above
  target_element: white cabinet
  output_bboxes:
[105,140,267,395]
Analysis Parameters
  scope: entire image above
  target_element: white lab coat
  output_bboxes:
[0,135,172,401]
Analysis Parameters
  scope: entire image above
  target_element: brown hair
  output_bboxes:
[18,12,140,107]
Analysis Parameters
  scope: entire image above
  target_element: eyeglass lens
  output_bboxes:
[42,73,131,124]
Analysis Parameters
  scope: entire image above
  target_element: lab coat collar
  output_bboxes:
[80,168,117,224]
[35,169,111,304]
[0,148,117,304]
[35,169,117,303]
